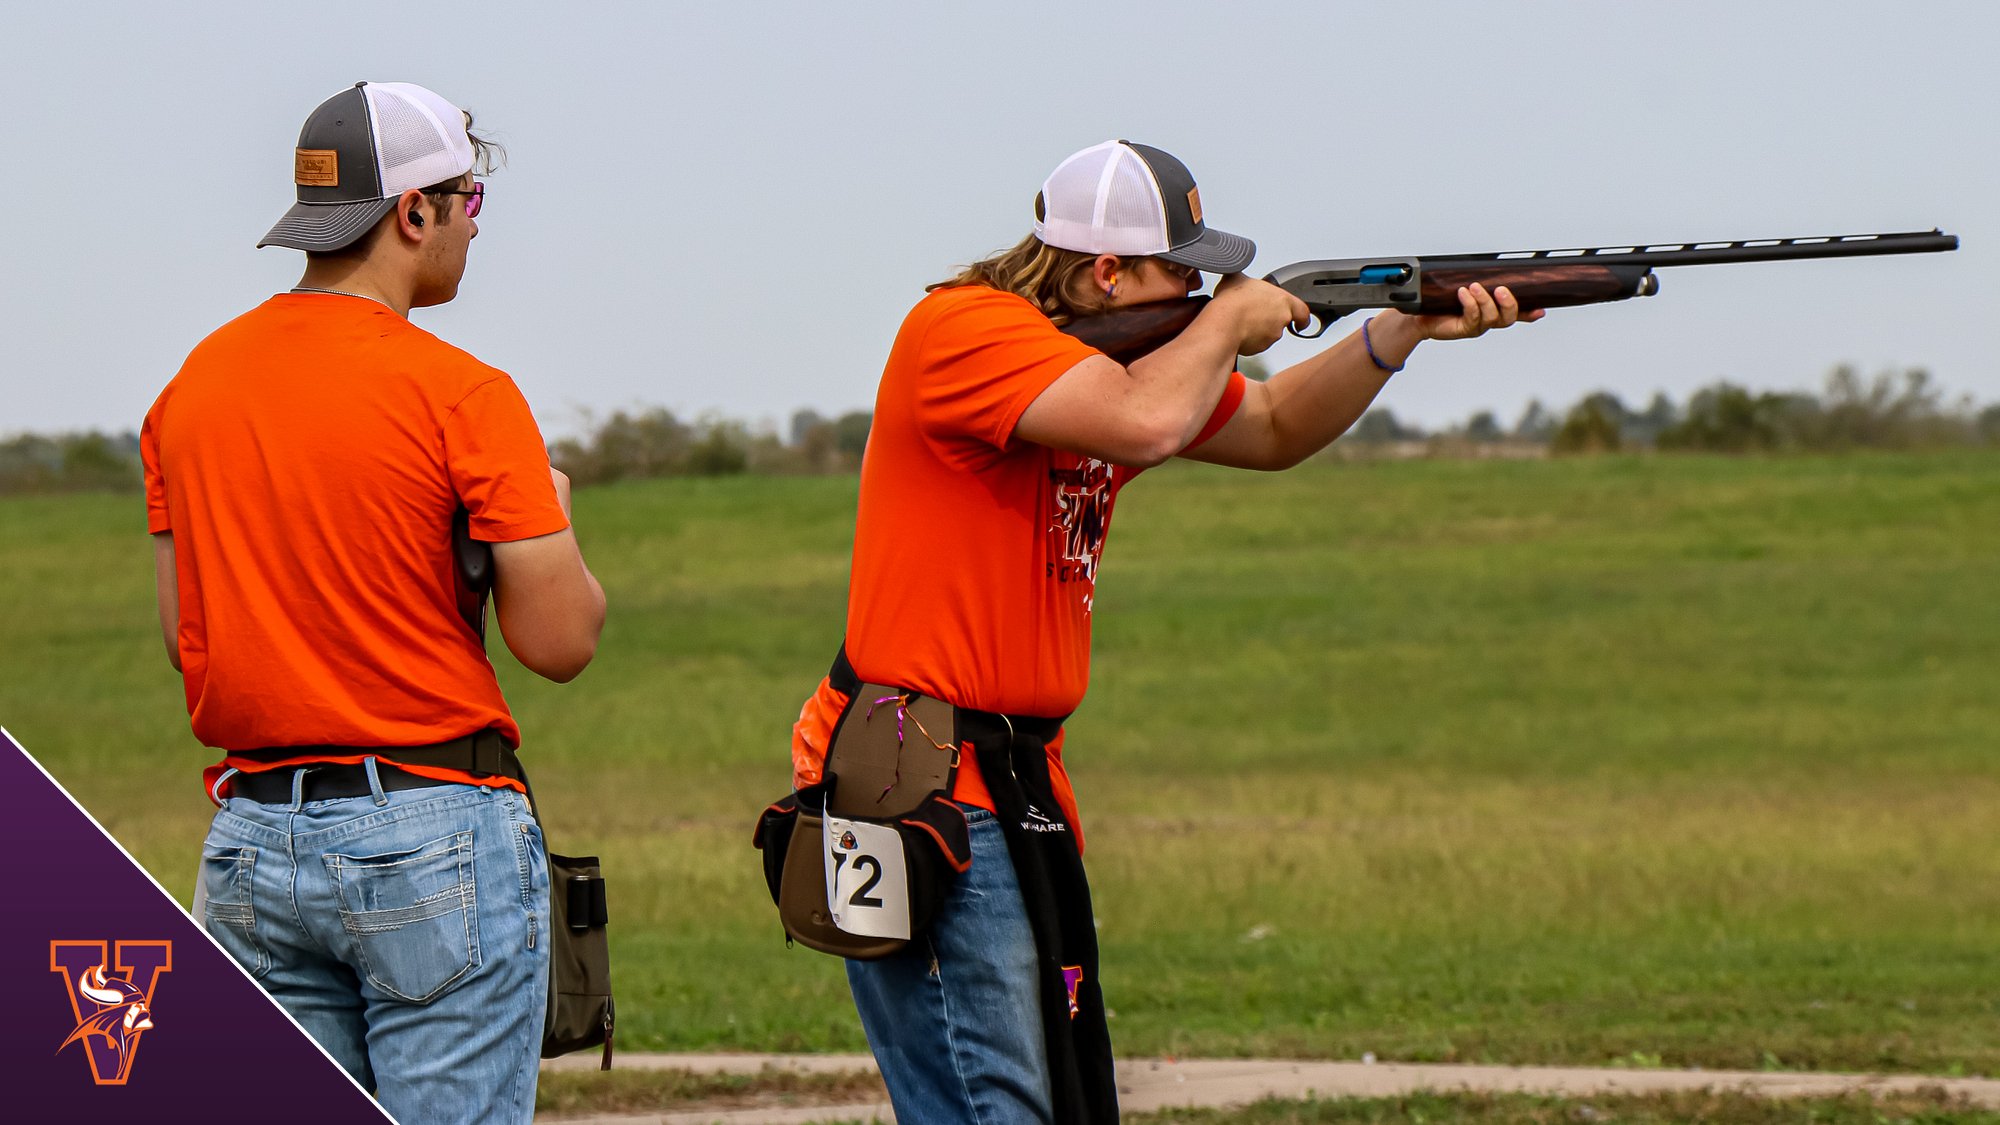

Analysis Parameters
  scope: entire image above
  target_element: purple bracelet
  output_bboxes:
[1362,316,1404,374]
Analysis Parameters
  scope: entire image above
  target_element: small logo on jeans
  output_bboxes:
[50,940,172,1085]
[1061,965,1084,1019]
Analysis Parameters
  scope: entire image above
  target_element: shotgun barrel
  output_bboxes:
[1268,229,1960,328]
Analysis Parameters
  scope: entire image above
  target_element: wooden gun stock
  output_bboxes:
[1059,296,1209,365]
[1416,264,1657,315]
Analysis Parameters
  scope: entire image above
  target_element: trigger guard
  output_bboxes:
[1289,316,1331,340]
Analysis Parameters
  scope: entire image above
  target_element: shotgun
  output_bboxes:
[1061,229,1959,364]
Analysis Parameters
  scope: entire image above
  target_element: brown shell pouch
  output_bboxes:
[752,681,970,960]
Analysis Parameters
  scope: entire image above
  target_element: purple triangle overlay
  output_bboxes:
[0,728,394,1124]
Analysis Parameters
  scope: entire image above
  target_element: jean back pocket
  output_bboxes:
[200,844,269,979]
[323,830,480,1003]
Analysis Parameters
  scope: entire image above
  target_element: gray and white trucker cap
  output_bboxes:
[258,81,475,252]
[1032,140,1255,274]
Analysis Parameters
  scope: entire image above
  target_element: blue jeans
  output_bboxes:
[199,764,549,1125]
[846,807,1052,1124]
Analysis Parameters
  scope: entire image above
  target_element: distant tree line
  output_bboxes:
[9,367,1999,494]
[1342,366,2000,458]
[546,408,872,484]
[0,431,141,494]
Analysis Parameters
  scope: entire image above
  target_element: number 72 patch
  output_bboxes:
[823,815,912,940]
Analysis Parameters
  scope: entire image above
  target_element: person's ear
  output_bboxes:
[394,189,429,240]
[1091,254,1122,295]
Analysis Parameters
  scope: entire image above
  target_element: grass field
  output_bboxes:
[3,452,1996,1075]
[1118,1090,2000,1124]
[529,1072,2000,1125]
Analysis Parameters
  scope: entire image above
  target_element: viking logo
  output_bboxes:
[1061,965,1084,1019]
[50,940,171,1085]
[1047,457,1116,592]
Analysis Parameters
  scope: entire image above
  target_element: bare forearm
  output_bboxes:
[1019,275,1307,467]
[1026,304,1247,466]
[1119,304,1252,455]
[1259,313,1422,466]
[1186,286,1531,471]
[152,532,182,672]
[491,529,606,683]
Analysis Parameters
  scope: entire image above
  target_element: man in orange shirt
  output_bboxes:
[784,140,1539,1123]
[143,82,604,1125]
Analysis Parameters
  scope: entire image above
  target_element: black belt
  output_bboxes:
[228,760,456,804]
[227,730,522,804]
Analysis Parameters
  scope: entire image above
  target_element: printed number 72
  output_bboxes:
[832,852,886,908]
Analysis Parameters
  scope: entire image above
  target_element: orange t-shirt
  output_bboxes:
[142,293,569,791]
[791,286,1245,840]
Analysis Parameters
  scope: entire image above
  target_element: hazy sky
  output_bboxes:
[2,1,1991,439]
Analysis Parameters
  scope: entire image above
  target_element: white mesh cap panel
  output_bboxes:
[363,82,475,194]
[1034,141,1170,256]
[1096,150,1167,246]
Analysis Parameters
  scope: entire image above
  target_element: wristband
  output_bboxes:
[1362,316,1404,374]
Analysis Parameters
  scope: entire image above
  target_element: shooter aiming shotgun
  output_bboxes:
[1062,229,1960,363]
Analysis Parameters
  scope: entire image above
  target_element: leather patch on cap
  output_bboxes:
[1187,187,1203,225]
[295,149,339,187]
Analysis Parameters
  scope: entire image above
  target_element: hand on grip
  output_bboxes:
[1211,274,1311,355]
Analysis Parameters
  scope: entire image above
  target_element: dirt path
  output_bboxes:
[539,1052,2000,1123]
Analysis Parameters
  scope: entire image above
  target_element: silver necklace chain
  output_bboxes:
[289,285,393,310]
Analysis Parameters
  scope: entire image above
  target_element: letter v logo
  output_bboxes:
[51,940,172,1085]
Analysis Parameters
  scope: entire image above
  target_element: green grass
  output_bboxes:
[1120,1090,2000,1124]
[530,1076,2000,1125]
[4,452,1997,1073]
